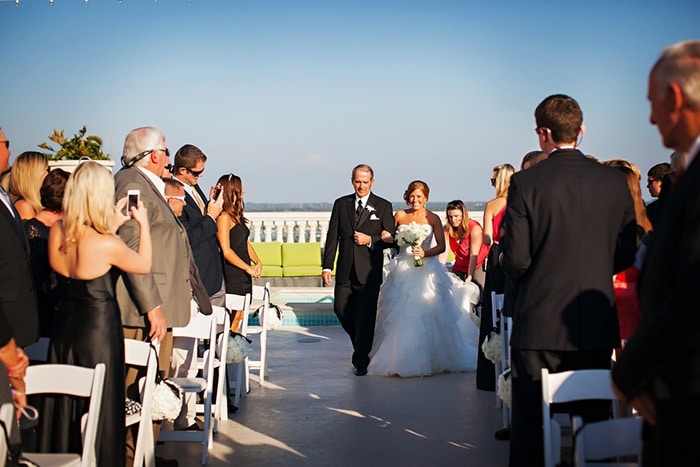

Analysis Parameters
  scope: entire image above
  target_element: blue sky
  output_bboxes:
[1,0,698,204]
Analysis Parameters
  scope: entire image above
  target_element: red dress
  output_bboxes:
[449,219,489,275]
[614,265,641,341]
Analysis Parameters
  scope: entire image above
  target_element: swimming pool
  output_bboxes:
[260,287,339,327]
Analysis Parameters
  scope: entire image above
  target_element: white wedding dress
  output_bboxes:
[368,225,480,377]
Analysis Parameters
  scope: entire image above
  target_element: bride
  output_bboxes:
[367,180,479,377]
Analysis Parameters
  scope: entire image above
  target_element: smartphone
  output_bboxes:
[212,185,222,201]
[126,189,140,216]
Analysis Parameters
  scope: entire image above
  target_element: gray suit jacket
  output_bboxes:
[114,167,192,329]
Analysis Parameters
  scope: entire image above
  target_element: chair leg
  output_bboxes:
[244,356,251,394]
[233,361,244,407]
[259,330,267,384]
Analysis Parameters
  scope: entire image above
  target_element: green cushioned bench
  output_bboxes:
[251,242,283,277]
[281,243,322,277]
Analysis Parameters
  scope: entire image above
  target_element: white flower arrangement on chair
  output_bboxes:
[481,331,502,364]
[497,368,512,407]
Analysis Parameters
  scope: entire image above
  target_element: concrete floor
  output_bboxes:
[157,326,510,466]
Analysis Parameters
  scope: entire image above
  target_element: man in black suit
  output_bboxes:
[612,39,700,467]
[322,164,395,376]
[501,95,637,466]
[0,126,38,448]
[644,161,672,229]
[172,144,225,306]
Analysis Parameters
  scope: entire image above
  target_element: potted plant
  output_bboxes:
[39,125,114,173]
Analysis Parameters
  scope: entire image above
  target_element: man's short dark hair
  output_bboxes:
[521,150,548,169]
[174,144,207,169]
[535,94,583,144]
[647,162,672,180]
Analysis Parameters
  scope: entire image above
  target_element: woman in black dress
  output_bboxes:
[43,162,152,466]
[216,173,262,332]
[24,168,69,338]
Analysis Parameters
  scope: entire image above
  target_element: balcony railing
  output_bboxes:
[246,211,485,244]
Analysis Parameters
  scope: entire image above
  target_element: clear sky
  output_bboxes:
[1,0,698,204]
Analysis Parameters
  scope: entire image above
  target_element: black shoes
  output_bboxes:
[494,426,511,440]
[353,366,368,376]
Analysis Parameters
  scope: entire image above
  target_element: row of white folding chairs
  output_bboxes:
[23,337,158,467]
[542,368,642,467]
[491,292,512,429]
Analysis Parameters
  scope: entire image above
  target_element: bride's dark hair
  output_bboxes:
[403,180,429,205]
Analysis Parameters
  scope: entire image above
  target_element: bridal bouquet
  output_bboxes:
[395,222,432,267]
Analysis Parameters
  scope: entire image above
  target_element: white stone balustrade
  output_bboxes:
[246,211,485,243]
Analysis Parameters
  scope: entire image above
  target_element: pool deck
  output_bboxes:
[156,325,510,466]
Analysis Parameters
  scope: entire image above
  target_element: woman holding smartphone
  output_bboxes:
[216,173,262,332]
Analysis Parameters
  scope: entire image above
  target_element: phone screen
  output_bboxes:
[213,186,222,201]
[128,193,139,213]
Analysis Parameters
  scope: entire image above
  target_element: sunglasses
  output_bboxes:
[490,178,496,186]
[122,147,169,168]
[186,167,205,177]
[0,141,8,149]
[166,195,186,202]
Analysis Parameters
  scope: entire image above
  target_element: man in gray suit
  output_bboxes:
[115,127,193,467]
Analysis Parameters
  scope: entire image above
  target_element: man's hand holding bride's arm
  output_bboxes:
[380,230,393,243]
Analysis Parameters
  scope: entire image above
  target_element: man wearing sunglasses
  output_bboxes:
[170,144,225,430]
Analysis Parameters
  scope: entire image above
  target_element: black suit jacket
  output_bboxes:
[177,182,224,297]
[613,147,700,398]
[322,193,395,286]
[502,149,637,351]
[0,190,39,347]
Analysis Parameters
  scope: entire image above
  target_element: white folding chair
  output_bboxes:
[24,336,50,362]
[491,292,505,408]
[249,282,271,385]
[572,415,642,466]
[196,306,230,431]
[23,363,106,467]
[124,339,157,467]
[158,314,217,465]
[499,313,513,428]
[225,293,251,409]
[542,368,621,467]
[0,402,13,466]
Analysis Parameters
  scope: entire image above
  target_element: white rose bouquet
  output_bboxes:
[395,222,432,267]
[481,331,502,364]
[497,368,512,407]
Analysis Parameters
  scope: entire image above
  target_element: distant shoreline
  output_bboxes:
[246,201,487,212]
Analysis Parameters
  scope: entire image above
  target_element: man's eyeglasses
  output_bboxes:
[166,195,186,202]
[185,167,205,177]
[0,141,9,149]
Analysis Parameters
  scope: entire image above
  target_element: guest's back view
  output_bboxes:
[501,94,637,467]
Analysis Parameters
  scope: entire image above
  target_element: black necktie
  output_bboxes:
[356,199,363,221]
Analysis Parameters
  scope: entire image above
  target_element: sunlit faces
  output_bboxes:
[352,169,374,198]
[648,68,681,150]
[446,209,463,227]
[408,189,427,210]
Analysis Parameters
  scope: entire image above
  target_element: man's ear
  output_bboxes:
[579,123,586,138]
[668,82,684,112]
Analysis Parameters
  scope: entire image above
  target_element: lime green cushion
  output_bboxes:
[281,243,322,277]
[251,242,283,277]
[447,247,456,263]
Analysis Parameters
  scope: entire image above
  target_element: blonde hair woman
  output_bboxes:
[483,164,515,246]
[44,161,151,467]
[6,151,48,219]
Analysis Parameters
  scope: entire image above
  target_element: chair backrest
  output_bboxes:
[542,368,618,467]
[124,338,157,417]
[226,293,252,335]
[172,314,217,382]
[25,363,106,466]
[572,415,643,465]
[251,282,271,329]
